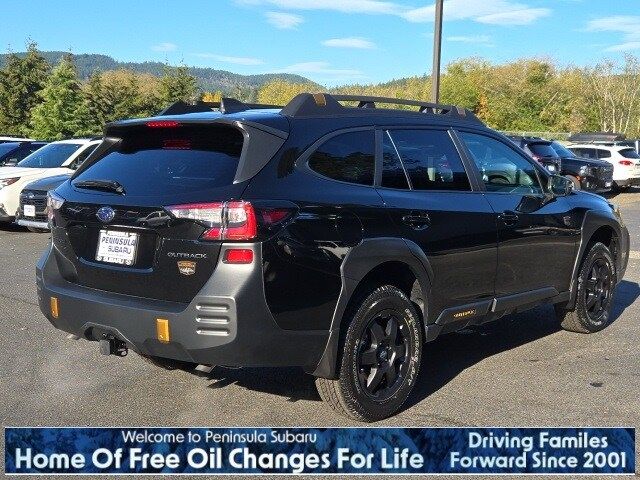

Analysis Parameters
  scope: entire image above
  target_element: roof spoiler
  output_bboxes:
[158,99,282,116]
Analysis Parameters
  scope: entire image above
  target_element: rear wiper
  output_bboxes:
[74,179,126,194]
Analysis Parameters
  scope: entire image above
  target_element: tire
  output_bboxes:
[565,175,581,190]
[27,227,49,233]
[315,285,422,422]
[555,242,616,333]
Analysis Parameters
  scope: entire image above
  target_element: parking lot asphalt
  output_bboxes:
[1,190,639,475]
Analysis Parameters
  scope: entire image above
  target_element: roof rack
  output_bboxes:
[157,93,482,124]
[567,132,626,143]
[280,93,482,123]
[158,99,282,116]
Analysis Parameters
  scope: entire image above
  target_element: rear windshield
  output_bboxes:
[73,125,244,196]
[18,143,82,168]
[528,143,559,158]
[619,148,640,159]
[550,142,575,158]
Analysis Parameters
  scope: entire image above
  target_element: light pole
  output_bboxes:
[431,0,444,104]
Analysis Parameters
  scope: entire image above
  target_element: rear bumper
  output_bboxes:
[36,243,328,368]
[614,178,640,187]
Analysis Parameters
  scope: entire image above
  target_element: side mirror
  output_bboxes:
[548,175,573,196]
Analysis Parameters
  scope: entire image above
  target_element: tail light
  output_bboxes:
[165,201,292,241]
[47,191,65,225]
[619,160,634,166]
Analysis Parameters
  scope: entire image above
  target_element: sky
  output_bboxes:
[6,0,640,86]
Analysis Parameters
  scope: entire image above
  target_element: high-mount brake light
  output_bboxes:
[165,201,257,241]
[146,120,180,128]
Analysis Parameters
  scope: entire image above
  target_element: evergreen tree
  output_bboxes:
[0,42,49,135]
[29,55,94,140]
[158,64,197,107]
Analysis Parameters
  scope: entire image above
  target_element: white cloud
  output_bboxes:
[151,42,177,52]
[322,37,376,49]
[191,53,265,66]
[476,8,551,25]
[402,0,550,25]
[447,35,492,44]
[241,0,551,26]
[279,61,364,80]
[265,11,304,29]
[604,41,640,52]
[586,15,640,52]
[258,0,399,15]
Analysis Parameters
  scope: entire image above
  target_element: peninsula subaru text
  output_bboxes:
[37,94,630,421]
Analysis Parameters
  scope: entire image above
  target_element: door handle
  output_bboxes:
[401,213,431,230]
[499,210,519,226]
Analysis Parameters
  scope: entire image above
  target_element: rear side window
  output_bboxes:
[597,149,611,159]
[388,129,470,191]
[571,148,596,159]
[381,131,410,189]
[619,148,640,159]
[308,130,374,185]
[73,125,243,196]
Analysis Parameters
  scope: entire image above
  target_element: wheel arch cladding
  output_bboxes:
[568,209,626,309]
[310,238,432,379]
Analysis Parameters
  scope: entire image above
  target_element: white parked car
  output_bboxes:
[0,138,101,224]
[568,144,640,191]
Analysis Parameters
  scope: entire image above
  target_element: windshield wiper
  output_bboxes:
[74,179,126,194]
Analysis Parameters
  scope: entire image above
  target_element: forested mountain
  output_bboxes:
[0,51,315,93]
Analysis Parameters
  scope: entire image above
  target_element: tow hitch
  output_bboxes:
[99,334,128,357]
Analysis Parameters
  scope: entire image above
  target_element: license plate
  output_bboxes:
[23,205,36,217]
[96,230,139,266]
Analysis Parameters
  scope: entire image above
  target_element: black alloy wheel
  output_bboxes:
[357,311,410,401]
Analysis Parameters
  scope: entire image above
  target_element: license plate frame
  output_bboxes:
[95,230,139,266]
[23,205,36,217]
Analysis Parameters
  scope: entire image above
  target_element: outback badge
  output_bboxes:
[177,260,197,276]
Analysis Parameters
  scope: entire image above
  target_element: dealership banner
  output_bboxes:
[4,427,635,475]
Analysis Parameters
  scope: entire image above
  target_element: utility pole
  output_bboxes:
[431,0,444,104]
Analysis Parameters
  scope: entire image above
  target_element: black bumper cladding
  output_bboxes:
[36,243,328,368]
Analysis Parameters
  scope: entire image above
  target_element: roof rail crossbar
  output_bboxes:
[281,93,481,124]
[158,99,283,116]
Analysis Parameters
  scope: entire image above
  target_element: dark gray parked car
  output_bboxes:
[15,174,70,232]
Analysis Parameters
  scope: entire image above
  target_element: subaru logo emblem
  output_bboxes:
[96,206,115,223]
[27,192,35,199]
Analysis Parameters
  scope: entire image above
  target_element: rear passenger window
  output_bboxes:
[381,131,409,189]
[387,129,470,191]
[597,149,611,159]
[309,131,374,185]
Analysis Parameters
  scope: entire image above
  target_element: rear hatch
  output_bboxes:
[50,121,274,303]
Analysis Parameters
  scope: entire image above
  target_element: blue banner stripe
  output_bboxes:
[4,427,635,474]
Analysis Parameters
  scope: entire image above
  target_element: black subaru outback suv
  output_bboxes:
[38,94,630,421]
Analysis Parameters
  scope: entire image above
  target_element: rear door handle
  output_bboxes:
[499,210,519,226]
[402,212,431,230]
